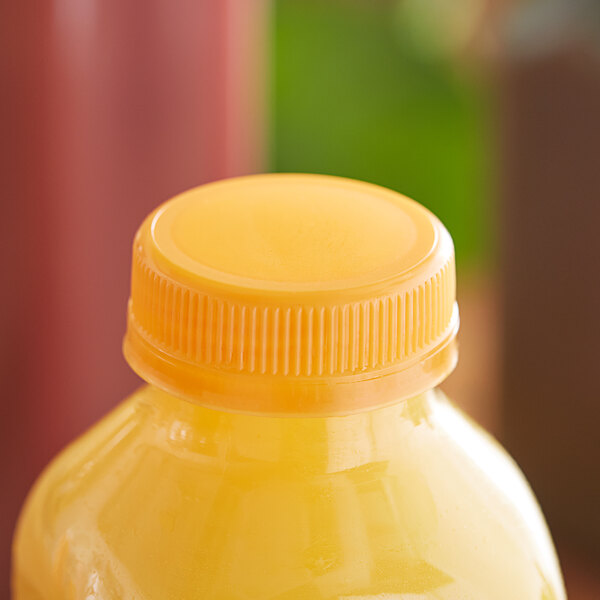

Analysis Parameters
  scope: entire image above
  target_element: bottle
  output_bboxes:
[12,174,566,599]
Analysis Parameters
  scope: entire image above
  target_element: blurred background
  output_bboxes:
[1,0,599,598]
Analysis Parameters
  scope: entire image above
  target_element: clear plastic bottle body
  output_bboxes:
[13,384,565,599]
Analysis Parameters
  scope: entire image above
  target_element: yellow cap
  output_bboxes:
[124,174,458,415]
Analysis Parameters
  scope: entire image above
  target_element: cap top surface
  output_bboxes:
[151,175,437,291]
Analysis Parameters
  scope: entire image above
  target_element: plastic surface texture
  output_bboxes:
[13,385,565,599]
[124,174,458,415]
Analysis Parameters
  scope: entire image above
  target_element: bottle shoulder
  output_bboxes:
[13,387,565,600]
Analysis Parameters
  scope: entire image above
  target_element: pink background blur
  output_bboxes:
[1,2,267,595]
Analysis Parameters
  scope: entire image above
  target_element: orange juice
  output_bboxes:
[13,175,566,599]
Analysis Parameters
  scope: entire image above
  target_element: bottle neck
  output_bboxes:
[126,321,458,416]
[137,384,443,472]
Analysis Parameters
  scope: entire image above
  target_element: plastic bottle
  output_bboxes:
[12,175,566,599]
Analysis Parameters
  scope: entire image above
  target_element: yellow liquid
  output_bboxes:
[13,386,565,599]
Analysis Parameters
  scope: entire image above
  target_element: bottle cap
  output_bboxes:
[124,174,458,415]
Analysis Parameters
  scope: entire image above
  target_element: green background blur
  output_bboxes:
[270,0,494,268]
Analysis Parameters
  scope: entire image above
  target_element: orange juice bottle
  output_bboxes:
[13,175,566,599]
